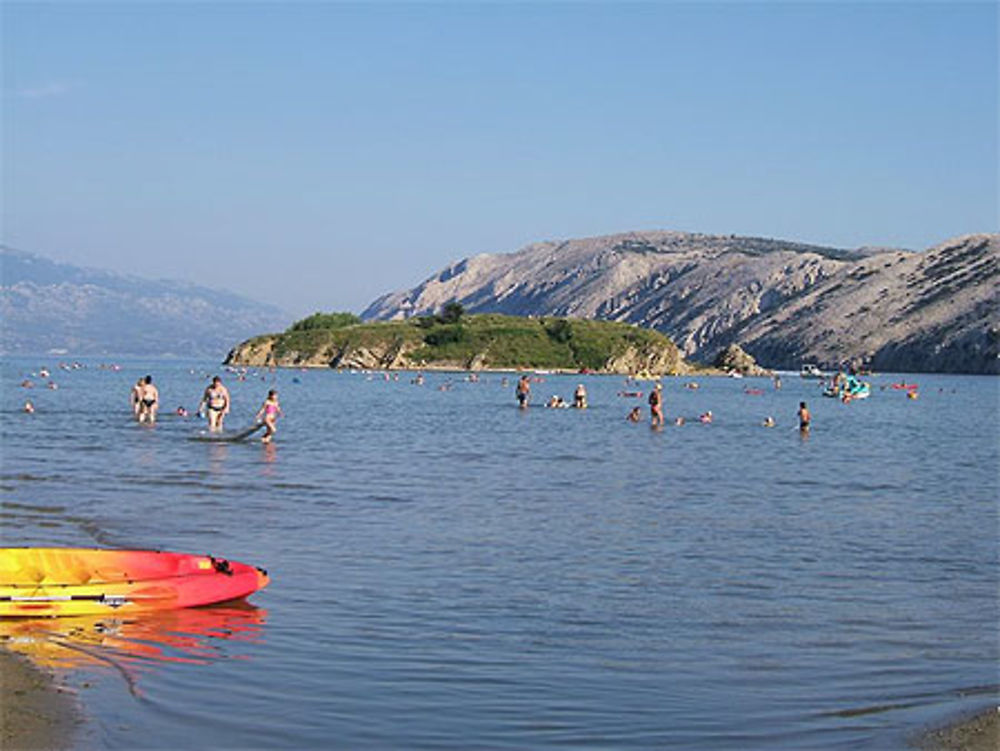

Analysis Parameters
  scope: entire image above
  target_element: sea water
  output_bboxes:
[1,358,997,750]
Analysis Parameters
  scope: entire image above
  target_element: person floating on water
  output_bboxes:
[547,395,568,408]
[699,410,713,424]
[137,375,159,424]
[763,416,775,427]
[516,374,531,409]
[573,384,588,409]
[798,401,811,431]
[199,376,230,432]
[648,383,664,427]
[23,400,34,414]
[627,406,642,422]
[255,389,283,444]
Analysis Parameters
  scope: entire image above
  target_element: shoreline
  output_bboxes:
[0,638,994,751]
[916,705,999,751]
[0,647,80,750]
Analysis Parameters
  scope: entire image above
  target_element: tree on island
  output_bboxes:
[440,302,464,324]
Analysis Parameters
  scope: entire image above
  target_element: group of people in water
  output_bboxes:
[514,375,813,433]
[129,375,282,443]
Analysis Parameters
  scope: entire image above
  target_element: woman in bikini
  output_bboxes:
[137,375,159,424]
[255,390,283,444]
[199,376,230,431]
[648,383,664,427]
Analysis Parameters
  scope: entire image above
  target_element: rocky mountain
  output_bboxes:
[1,247,289,359]
[362,231,999,374]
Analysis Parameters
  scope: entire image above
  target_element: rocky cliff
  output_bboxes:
[362,231,999,374]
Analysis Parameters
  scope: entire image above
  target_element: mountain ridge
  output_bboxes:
[1,246,290,358]
[362,230,998,374]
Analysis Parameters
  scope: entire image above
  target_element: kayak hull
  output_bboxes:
[0,548,269,617]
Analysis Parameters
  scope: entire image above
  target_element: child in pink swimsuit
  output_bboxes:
[255,390,283,444]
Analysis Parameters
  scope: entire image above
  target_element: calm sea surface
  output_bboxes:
[1,358,997,750]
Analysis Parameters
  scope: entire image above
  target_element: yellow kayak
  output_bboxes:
[1,548,269,617]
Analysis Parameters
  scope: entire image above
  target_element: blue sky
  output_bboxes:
[3,1,996,317]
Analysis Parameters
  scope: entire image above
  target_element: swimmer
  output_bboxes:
[798,401,811,431]
[573,384,588,409]
[699,411,713,424]
[24,400,34,414]
[199,376,230,431]
[137,375,159,424]
[627,407,642,422]
[255,389,283,444]
[176,406,189,417]
[763,416,775,427]
[674,416,685,426]
[648,383,664,427]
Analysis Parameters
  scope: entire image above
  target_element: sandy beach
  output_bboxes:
[916,706,999,751]
[0,648,79,750]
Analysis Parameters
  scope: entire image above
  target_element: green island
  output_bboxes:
[225,308,698,375]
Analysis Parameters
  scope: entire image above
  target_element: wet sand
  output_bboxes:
[0,648,79,750]
[916,706,999,751]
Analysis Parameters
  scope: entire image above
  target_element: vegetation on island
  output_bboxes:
[228,309,692,374]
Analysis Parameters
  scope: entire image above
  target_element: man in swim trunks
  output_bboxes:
[199,376,231,431]
[137,375,159,424]
[516,375,531,409]
[798,401,811,432]
[648,383,664,427]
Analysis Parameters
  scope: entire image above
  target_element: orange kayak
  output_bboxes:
[0,548,269,617]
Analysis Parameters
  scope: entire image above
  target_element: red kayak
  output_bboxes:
[1,548,269,617]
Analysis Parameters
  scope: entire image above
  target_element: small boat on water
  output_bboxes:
[1,548,269,617]
[823,374,871,401]
[800,363,825,379]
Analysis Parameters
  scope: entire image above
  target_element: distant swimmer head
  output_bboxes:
[23,400,34,413]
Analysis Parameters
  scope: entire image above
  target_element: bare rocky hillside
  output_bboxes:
[362,231,999,374]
